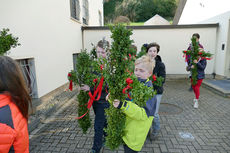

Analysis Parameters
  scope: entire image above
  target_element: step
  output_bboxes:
[202,79,230,98]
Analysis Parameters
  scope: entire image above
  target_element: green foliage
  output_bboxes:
[104,0,123,23]
[135,0,155,22]
[129,75,154,107]
[90,43,97,59]
[77,91,91,133]
[0,28,20,55]
[69,51,96,134]
[136,44,147,58]
[153,0,177,18]
[150,75,164,87]
[104,24,133,150]
[104,0,177,23]
[115,0,140,22]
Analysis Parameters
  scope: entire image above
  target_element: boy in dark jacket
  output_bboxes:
[146,42,166,140]
[80,40,110,153]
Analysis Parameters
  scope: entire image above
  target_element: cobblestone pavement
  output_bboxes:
[29,80,230,153]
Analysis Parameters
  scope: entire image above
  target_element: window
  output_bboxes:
[99,11,102,26]
[17,59,38,98]
[70,0,80,20]
[82,0,89,25]
[73,53,80,71]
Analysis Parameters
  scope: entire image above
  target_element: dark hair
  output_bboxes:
[192,33,200,39]
[0,56,31,120]
[97,40,110,51]
[146,42,160,53]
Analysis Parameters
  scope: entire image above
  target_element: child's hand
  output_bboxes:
[113,99,120,108]
[199,48,204,52]
[80,84,90,91]
[191,65,195,69]
[193,59,198,63]
[106,93,110,101]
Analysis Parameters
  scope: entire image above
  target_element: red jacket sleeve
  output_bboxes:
[0,123,17,153]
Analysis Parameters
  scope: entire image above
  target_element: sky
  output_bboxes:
[179,0,230,24]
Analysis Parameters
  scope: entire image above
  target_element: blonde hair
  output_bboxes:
[135,55,155,73]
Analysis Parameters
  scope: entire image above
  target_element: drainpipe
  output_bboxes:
[81,26,84,50]
[212,24,219,79]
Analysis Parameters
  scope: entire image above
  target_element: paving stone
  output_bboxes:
[29,80,230,153]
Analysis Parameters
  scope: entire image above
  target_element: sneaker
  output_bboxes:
[150,132,159,141]
[194,99,199,108]
[189,87,193,92]
[102,138,106,147]
[150,130,159,141]
[90,149,96,153]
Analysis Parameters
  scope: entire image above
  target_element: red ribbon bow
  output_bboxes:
[68,73,73,91]
[122,78,133,99]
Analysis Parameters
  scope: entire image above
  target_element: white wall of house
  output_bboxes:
[88,0,104,26]
[199,11,230,77]
[0,0,103,97]
[179,0,230,24]
[83,26,217,75]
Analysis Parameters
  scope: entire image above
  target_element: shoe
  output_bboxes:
[194,99,199,108]
[150,132,158,141]
[102,138,106,147]
[150,130,159,141]
[189,87,193,92]
[90,149,96,153]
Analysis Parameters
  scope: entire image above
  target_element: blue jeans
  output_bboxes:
[152,94,162,134]
[92,101,110,153]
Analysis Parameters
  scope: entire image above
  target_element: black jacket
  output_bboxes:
[153,55,166,94]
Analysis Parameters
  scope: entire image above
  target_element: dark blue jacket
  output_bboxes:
[188,59,207,79]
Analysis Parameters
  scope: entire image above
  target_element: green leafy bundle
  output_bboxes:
[0,28,20,55]
[69,51,96,133]
[150,74,164,87]
[136,44,147,58]
[104,24,133,150]
[183,37,212,85]
[129,75,155,107]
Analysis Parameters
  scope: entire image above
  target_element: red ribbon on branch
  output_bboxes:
[76,76,104,119]
[129,54,132,61]
[201,57,212,60]
[68,73,73,91]
[152,75,157,83]
[76,64,105,120]
[122,78,133,99]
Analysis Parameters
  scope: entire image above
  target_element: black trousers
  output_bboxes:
[124,144,138,153]
[92,102,110,153]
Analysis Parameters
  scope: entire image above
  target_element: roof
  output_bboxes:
[144,14,170,25]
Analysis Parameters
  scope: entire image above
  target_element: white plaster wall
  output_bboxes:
[83,27,217,75]
[88,0,104,26]
[199,11,230,77]
[0,0,102,97]
[179,0,230,24]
